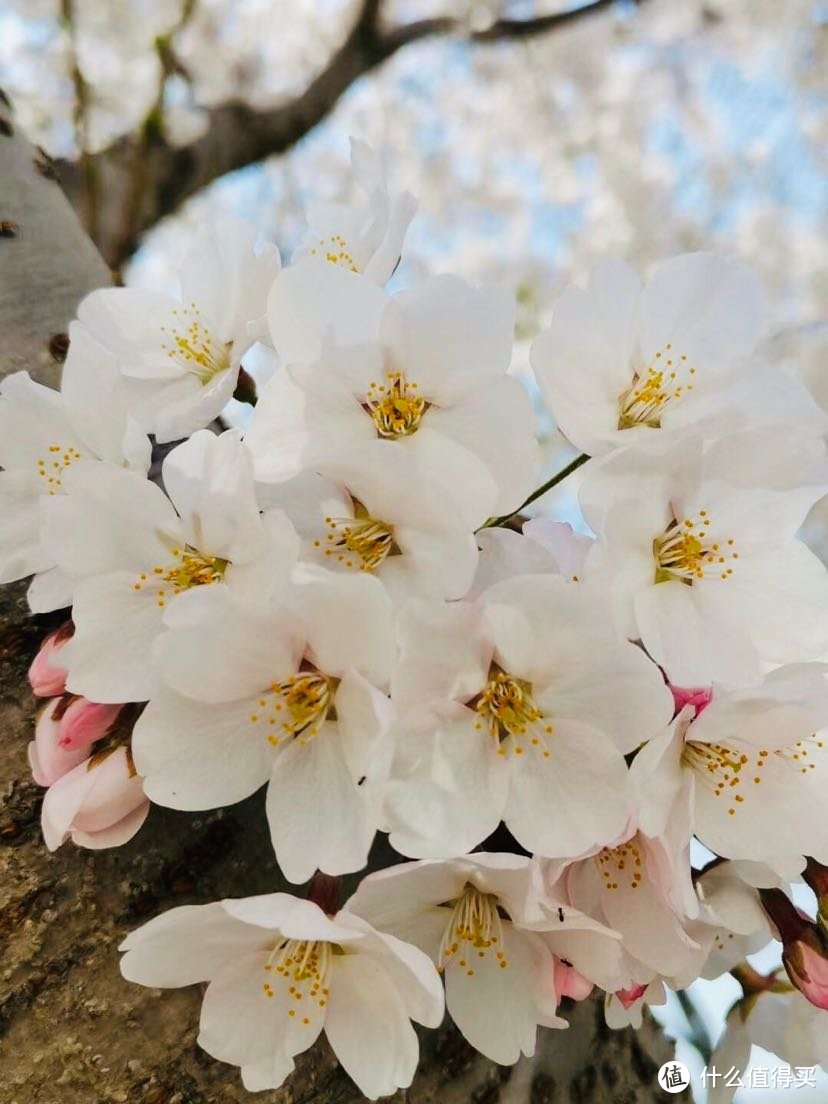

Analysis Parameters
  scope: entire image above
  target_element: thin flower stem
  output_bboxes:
[479,451,590,530]
[676,988,713,1063]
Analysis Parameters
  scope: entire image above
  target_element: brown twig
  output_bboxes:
[56,0,646,267]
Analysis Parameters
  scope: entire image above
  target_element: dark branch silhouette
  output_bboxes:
[55,0,640,269]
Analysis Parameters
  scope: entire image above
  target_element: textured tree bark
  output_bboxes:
[0,99,675,1103]
[0,90,111,387]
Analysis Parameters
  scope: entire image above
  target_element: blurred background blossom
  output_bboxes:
[1,1,826,1098]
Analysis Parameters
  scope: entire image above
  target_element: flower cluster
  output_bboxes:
[5,140,828,1099]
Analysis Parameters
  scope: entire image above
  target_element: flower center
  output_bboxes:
[617,343,696,430]
[364,371,427,438]
[472,666,552,759]
[595,838,644,891]
[277,672,334,736]
[248,670,336,749]
[161,303,231,385]
[682,736,823,819]
[36,442,84,494]
[653,513,737,585]
[318,499,399,572]
[132,546,228,607]
[262,938,335,1022]
[438,884,509,977]
[308,233,359,273]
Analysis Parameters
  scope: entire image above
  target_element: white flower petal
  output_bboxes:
[640,252,763,368]
[199,950,321,1069]
[133,688,273,810]
[293,565,394,688]
[267,260,385,365]
[504,720,631,858]
[120,903,271,987]
[426,376,539,516]
[444,924,552,1065]
[382,276,515,406]
[266,722,378,883]
[61,572,165,702]
[385,708,506,859]
[326,952,420,1099]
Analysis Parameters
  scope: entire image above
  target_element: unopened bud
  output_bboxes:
[28,622,74,697]
[41,745,148,852]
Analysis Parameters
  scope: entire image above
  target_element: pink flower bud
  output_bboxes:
[668,682,713,717]
[759,886,828,1010]
[41,746,149,852]
[55,697,123,751]
[554,958,594,1002]
[28,698,90,786]
[28,623,74,697]
[783,932,828,1011]
[615,983,648,1010]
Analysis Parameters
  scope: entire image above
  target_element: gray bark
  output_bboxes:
[0,91,110,386]
[0,97,675,1103]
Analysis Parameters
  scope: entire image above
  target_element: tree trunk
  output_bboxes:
[0,98,675,1104]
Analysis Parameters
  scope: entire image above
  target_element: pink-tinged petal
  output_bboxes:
[41,746,147,851]
[616,982,648,1010]
[71,798,149,849]
[29,697,90,786]
[57,698,123,751]
[554,958,593,1002]
[784,940,828,1011]
[28,623,73,696]
[668,682,713,717]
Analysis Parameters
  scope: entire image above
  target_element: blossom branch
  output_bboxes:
[480,451,590,529]
[55,0,646,267]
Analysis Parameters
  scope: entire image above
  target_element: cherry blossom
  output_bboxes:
[384,574,672,859]
[633,664,828,874]
[39,429,295,703]
[0,322,150,612]
[707,981,828,1104]
[41,745,149,851]
[247,274,539,529]
[581,433,828,685]
[29,697,94,786]
[540,818,703,997]
[531,252,774,456]
[28,622,73,696]
[294,137,416,286]
[133,566,394,882]
[256,465,478,603]
[119,893,444,1097]
[347,854,569,1065]
[78,218,280,442]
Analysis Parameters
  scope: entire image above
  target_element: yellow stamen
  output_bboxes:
[438,884,509,975]
[363,371,427,438]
